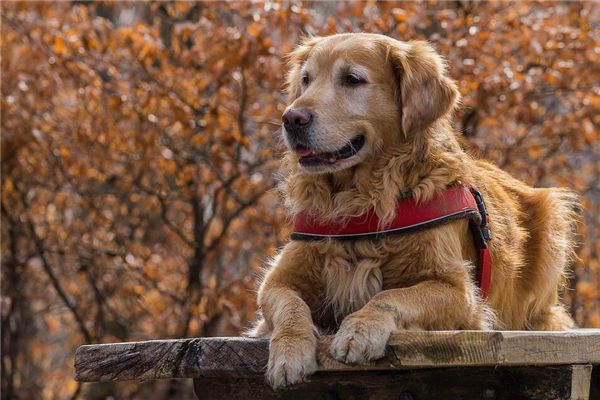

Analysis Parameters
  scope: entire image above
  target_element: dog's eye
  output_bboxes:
[344,73,365,86]
[301,74,310,86]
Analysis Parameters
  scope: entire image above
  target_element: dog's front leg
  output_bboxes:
[259,286,318,388]
[330,280,479,364]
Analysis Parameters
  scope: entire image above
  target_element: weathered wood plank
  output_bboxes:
[75,337,269,382]
[75,330,600,382]
[571,365,593,400]
[319,329,600,371]
[192,365,588,400]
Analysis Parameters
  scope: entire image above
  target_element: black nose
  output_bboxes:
[282,108,312,133]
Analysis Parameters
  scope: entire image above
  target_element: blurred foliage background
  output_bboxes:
[1,1,598,399]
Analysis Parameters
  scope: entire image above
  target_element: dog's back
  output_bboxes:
[473,160,577,329]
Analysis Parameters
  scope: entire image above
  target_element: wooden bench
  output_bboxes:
[75,330,600,399]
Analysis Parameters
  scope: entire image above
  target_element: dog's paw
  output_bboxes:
[267,333,318,389]
[330,314,391,365]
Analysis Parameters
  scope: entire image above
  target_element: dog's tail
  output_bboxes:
[524,187,580,330]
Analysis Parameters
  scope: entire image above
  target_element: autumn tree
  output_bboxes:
[1,2,598,399]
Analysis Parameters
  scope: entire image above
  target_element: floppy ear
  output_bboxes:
[285,36,322,102]
[389,40,460,136]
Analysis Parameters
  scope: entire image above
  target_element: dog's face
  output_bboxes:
[282,33,459,174]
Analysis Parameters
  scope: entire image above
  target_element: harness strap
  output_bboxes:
[469,187,492,298]
[291,184,492,298]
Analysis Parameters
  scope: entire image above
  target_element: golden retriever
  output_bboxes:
[249,33,577,389]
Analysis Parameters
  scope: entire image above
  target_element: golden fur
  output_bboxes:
[249,33,577,389]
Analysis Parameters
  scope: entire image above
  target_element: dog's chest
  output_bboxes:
[318,244,385,320]
[311,236,426,323]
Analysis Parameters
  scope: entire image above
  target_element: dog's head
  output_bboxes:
[282,33,459,174]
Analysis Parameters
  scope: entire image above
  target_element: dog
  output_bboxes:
[248,33,577,389]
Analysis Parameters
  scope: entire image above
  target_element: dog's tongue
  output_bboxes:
[295,146,318,157]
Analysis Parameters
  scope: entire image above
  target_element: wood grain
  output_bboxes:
[318,329,600,371]
[192,365,586,400]
[570,364,593,400]
[75,330,600,382]
[75,337,269,382]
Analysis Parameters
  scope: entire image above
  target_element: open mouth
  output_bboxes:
[295,135,365,166]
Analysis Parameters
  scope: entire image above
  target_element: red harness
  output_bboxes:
[291,184,492,298]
